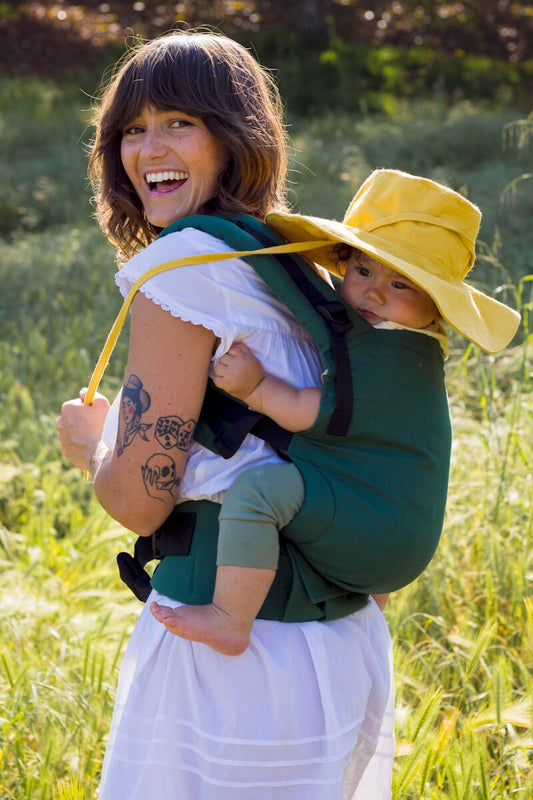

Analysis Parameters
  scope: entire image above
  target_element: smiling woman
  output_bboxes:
[120,109,228,229]
[89,32,288,257]
[57,30,395,800]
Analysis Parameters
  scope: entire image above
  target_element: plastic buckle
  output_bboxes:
[316,301,352,334]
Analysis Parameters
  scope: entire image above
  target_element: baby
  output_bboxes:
[151,169,519,655]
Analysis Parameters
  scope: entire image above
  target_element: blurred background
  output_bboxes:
[2,1,532,111]
[1,5,532,799]
[1,1,532,286]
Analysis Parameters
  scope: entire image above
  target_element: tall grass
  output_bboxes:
[0,80,531,798]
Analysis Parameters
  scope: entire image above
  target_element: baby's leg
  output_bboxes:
[151,463,305,655]
[151,565,276,655]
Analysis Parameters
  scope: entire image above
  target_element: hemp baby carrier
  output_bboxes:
[87,214,451,621]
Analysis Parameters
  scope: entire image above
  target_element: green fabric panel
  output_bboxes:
[283,328,451,596]
[150,500,220,605]
[150,500,368,621]
[151,214,451,620]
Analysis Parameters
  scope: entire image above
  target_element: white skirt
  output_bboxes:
[98,591,395,800]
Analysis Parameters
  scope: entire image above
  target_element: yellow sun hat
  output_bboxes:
[267,169,520,353]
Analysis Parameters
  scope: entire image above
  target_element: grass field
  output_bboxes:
[0,78,532,798]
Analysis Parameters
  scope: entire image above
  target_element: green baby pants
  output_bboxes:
[216,462,305,569]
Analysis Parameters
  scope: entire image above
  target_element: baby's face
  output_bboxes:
[340,251,440,329]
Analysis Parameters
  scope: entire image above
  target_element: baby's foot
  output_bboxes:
[150,601,252,656]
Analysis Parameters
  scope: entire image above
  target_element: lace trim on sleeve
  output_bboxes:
[133,282,226,342]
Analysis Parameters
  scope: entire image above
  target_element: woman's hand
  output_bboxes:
[213,343,264,402]
[57,390,110,471]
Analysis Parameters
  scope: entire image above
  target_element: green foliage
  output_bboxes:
[0,226,124,422]
[249,33,533,115]
[0,461,137,798]
[0,78,93,237]
[3,1,532,114]
[0,80,531,797]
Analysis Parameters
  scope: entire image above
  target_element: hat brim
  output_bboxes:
[267,211,520,354]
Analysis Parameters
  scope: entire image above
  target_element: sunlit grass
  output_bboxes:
[386,323,533,798]
[0,79,532,798]
[0,442,138,799]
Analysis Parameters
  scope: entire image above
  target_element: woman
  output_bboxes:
[57,31,394,799]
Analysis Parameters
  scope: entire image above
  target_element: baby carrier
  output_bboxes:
[90,213,452,621]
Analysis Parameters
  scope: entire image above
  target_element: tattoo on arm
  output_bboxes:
[155,415,197,452]
[141,453,181,502]
[117,374,152,456]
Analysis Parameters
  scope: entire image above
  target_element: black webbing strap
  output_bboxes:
[232,218,354,436]
[200,383,293,460]
[116,510,196,602]
[317,302,354,436]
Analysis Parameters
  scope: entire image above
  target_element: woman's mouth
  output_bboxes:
[145,170,188,192]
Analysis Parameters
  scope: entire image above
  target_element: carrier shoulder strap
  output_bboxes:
[82,226,332,411]
[159,213,354,440]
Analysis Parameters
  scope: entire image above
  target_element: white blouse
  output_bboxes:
[102,227,324,502]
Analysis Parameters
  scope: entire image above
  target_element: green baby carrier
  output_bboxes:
[92,213,451,621]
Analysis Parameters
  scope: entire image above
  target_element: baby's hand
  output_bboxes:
[213,343,264,401]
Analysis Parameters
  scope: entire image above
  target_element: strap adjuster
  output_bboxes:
[316,301,353,334]
[151,527,166,559]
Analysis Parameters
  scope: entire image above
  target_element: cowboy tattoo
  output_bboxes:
[141,453,181,501]
[155,415,196,452]
[117,374,153,456]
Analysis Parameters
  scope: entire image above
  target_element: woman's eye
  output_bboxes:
[123,124,143,136]
[170,118,193,129]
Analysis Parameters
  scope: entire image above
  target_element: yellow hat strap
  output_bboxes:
[84,239,332,407]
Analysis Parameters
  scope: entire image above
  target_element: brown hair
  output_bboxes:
[89,31,289,257]
[333,242,354,277]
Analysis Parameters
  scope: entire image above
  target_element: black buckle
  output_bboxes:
[151,527,166,560]
[316,301,353,334]
[116,510,197,602]
[116,551,153,602]
[151,510,196,558]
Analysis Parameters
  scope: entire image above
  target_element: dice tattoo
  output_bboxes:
[155,416,196,452]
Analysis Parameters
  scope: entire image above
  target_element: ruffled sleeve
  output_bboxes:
[115,227,314,358]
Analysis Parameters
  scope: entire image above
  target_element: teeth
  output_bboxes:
[146,171,188,183]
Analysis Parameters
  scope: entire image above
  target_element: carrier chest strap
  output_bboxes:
[200,382,293,460]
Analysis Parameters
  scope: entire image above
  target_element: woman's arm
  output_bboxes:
[213,342,321,432]
[372,593,389,611]
[58,292,216,536]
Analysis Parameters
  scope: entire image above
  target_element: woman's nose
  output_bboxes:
[142,126,168,157]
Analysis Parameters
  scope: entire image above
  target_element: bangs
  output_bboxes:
[111,38,242,130]
[91,32,289,254]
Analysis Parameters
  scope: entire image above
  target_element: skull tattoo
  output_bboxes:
[141,453,180,500]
